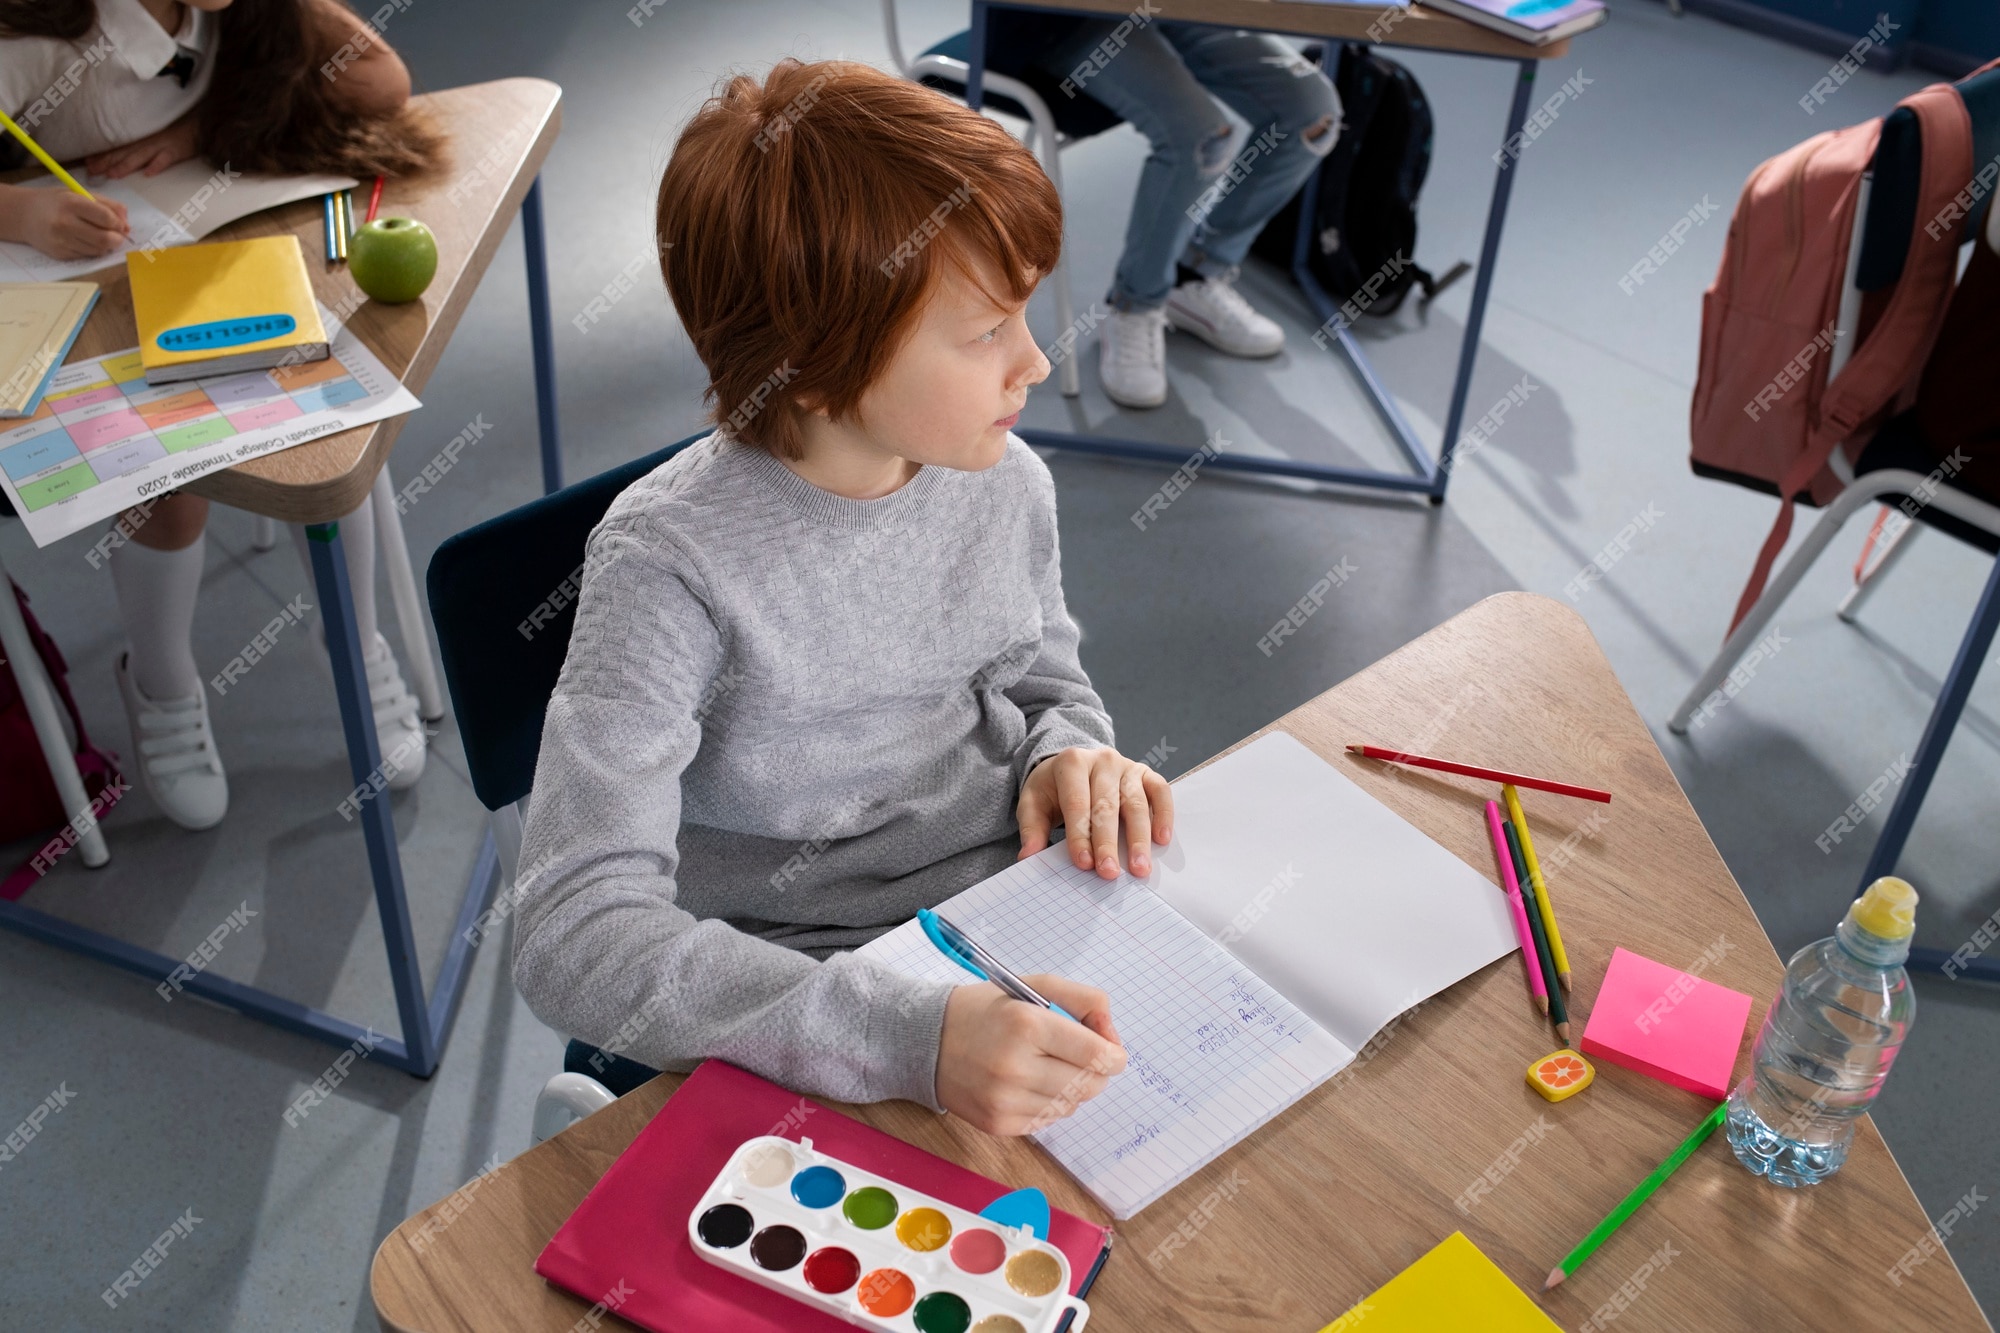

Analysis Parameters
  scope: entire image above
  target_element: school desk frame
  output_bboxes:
[0,159,564,1079]
[963,0,1549,503]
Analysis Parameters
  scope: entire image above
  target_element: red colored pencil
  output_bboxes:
[365,174,385,224]
[1346,744,1611,804]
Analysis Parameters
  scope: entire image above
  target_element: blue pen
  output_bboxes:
[918,908,1080,1023]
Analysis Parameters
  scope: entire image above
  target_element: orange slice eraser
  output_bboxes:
[1528,1049,1595,1102]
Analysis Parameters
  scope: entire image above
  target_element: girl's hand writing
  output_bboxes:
[0,185,128,260]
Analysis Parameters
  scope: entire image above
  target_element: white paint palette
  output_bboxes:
[688,1136,1091,1333]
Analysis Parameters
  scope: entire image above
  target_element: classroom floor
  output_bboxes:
[1,1,1994,1328]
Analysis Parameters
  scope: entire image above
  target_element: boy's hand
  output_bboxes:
[6,187,128,260]
[935,974,1127,1136]
[84,114,200,179]
[1018,746,1173,878]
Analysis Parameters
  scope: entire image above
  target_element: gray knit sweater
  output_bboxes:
[512,432,1115,1110]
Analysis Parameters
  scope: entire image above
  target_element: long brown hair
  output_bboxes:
[0,0,442,178]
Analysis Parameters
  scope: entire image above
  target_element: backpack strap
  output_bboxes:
[1725,80,1976,636]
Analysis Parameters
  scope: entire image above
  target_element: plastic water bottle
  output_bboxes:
[1725,876,1919,1187]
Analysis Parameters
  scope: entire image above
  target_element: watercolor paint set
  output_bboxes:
[688,1136,1091,1333]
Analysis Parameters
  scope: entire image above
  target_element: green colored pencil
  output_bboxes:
[1505,818,1567,1043]
[1545,1103,1727,1290]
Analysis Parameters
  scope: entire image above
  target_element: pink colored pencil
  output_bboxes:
[1485,799,1548,1014]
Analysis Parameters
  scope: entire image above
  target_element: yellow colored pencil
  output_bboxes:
[0,107,97,200]
[1505,783,1572,993]
[332,190,350,261]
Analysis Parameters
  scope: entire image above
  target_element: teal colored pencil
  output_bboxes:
[1505,818,1567,1042]
[1545,1103,1727,1289]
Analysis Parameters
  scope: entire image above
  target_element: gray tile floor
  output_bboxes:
[1,1,1994,1328]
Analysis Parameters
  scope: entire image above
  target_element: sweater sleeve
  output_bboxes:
[511,515,956,1109]
[1003,449,1116,786]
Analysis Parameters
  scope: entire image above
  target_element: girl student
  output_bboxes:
[0,0,441,829]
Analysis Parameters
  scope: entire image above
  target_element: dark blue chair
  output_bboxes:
[881,2,1125,398]
[426,431,704,1130]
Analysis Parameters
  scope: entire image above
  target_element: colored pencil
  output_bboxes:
[365,174,385,223]
[1505,784,1573,993]
[1505,817,1568,1044]
[323,192,339,261]
[343,188,356,239]
[1348,744,1612,804]
[1545,1103,1727,1290]
[1484,799,1547,1013]
[0,108,97,202]
[333,191,350,260]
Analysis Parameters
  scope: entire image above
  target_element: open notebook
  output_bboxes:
[860,731,1518,1218]
[0,159,358,283]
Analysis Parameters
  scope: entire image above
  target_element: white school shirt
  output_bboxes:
[0,0,215,165]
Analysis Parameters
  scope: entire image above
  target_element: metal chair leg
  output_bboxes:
[1837,507,1920,623]
[1668,470,1994,734]
[372,469,445,721]
[1860,551,2000,889]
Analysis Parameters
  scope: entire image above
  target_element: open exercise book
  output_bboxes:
[861,731,1518,1219]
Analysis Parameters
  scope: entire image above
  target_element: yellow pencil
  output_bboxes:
[1504,783,1572,993]
[0,107,97,201]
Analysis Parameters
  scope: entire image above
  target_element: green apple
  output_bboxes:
[349,216,438,304]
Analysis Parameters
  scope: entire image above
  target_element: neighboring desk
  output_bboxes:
[966,0,1574,501]
[0,78,564,1077]
[368,593,1990,1332]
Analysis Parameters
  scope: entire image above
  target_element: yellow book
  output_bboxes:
[127,235,328,385]
[1319,1233,1562,1333]
[0,281,98,416]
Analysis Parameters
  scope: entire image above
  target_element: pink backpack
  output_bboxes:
[0,579,125,901]
[1690,71,1987,636]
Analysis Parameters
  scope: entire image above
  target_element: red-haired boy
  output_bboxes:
[514,60,1174,1134]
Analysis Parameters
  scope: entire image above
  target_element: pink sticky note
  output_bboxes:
[1579,946,1754,1099]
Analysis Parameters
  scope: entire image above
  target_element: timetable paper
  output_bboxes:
[860,732,1520,1219]
[0,305,419,547]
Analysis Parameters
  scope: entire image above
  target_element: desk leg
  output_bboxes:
[1861,554,2000,984]
[306,520,436,1074]
[1431,58,1537,503]
[521,176,564,496]
[965,2,987,110]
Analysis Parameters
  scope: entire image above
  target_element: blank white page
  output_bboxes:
[861,850,1352,1219]
[1140,732,1520,1053]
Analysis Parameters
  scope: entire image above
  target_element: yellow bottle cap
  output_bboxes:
[1848,876,1919,941]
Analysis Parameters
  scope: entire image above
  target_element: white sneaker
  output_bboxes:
[1099,307,1169,409]
[1165,269,1285,358]
[313,626,427,790]
[116,653,228,831]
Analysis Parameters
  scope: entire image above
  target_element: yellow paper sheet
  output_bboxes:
[0,282,96,415]
[1320,1232,1562,1332]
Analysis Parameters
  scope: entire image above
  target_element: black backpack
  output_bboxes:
[1252,43,1467,318]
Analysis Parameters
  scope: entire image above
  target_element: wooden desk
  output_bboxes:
[1029,0,1570,60]
[0,78,563,1079]
[40,76,564,523]
[369,593,1991,1332]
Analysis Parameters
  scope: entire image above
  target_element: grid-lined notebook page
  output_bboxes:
[860,849,1353,1218]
